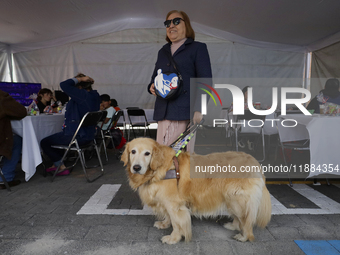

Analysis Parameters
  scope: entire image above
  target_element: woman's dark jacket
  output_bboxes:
[60,78,100,140]
[148,38,212,121]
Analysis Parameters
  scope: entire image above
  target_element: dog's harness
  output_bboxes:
[164,157,180,186]
[164,119,204,186]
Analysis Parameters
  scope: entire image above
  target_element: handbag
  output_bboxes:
[154,51,183,100]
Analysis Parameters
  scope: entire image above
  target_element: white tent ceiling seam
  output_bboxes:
[1,18,334,54]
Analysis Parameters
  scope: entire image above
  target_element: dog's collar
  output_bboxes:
[163,157,180,186]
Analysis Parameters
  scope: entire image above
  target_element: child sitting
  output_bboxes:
[98,94,116,130]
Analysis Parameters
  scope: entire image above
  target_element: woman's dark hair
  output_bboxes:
[100,94,111,102]
[74,73,94,91]
[110,99,118,107]
[165,10,195,43]
[37,88,52,101]
[323,78,340,98]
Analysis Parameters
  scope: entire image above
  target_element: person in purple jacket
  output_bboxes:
[41,73,101,175]
[148,10,212,151]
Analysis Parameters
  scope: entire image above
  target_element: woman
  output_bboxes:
[38,88,58,113]
[40,73,101,175]
[307,78,340,113]
[29,88,57,113]
[148,10,212,150]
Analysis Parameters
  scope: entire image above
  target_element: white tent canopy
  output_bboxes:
[1,0,340,124]
[2,0,340,53]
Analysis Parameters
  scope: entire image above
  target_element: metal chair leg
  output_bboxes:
[235,130,239,151]
[132,127,136,139]
[102,138,109,162]
[0,169,11,191]
[257,131,266,163]
[51,146,71,182]
[280,145,292,187]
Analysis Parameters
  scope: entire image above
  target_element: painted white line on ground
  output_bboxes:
[290,184,340,214]
[78,184,340,215]
[77,184,154,215]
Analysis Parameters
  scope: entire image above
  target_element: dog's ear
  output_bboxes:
[150,142,174,170]
[150,143,162,170]
[121,142,130,166]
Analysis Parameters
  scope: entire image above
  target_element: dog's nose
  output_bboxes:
[133,165,142,172]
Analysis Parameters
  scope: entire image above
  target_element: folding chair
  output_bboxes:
[278,137,330,187]
[51,111,106,182]
[275,110,310,186]
[234,110,266,162]
[127,108,151,141]
[220,107,233,146]
[0,156,11,191]
[115,110,126,137]
[99,110,124,161]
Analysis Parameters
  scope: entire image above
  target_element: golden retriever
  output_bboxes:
[121,137,271,244]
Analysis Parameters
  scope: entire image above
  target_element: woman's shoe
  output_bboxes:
[56,169,70,176]
[46,166,57,172]
[0,180,21,189]
[46,166,70,176]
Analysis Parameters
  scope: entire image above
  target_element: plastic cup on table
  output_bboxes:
[319,105,325,115]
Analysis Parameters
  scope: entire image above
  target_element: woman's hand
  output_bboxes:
[150,83,156,96]
[193,111,203,124]
[76,76,94,84]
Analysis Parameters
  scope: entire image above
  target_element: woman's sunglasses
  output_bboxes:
[164,17,184,28]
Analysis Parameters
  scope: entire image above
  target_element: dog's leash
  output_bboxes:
[169,118,204,157]
[165,119,204,185]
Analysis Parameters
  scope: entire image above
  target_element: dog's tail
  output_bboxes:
[256,185,271,228]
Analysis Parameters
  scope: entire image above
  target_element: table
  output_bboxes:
[278,114,340,178]
[11,114,65,181]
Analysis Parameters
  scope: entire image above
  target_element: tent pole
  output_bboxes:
[6,45,14,82]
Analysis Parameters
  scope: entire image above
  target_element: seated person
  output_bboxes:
[110,99,121,111]
[40,73,101,175]
[0,89,27,189]
[54,90,69,106]
[29,88,58,113]
[307,78,340,113]
[98,94,116,130]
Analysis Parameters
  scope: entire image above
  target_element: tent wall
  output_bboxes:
[310,41,340,98]
[0,43,12,82]
[12,28,305,124]
[206,41,305,124]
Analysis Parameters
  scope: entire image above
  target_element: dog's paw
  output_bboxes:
[161,235,181,244]
[224,222,237,231]
[154,221,170,229]
[233,233,248,242]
